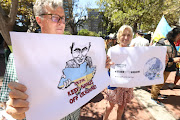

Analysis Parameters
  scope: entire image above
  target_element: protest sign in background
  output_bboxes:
[108,46,167,88]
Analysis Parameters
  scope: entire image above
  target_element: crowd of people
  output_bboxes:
[0,0,180,120]
[105,27,180,108]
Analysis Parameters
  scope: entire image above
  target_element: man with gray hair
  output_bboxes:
[0,0,80,119]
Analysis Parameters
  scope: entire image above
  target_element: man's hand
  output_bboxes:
[6,82,29,119]
[105,56,114,69]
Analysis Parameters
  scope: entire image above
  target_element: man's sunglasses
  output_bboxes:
[41,14,65,24]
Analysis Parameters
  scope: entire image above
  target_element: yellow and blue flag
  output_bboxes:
[153,15,172,42]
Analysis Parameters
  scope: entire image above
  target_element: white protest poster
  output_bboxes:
[108,46,167,88]
[10,32,110,120]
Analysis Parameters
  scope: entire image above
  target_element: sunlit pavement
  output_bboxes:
[80,71,180,120]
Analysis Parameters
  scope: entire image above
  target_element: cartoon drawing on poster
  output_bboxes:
[58,42,96,97]
[144,57,163,80]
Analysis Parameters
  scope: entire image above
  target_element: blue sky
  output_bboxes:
[78,0,99,9]
[74,0,99,21]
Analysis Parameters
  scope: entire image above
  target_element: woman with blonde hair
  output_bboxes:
[103,25,134,120]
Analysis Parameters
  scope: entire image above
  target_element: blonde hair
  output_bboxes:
[117,25,133,43]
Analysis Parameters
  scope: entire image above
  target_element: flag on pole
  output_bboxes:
[152,15,172,42]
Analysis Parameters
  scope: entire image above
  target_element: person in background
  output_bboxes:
[151,27,180,104]
[104,33,117,52]
[169,31,180,89]
[169,63,180,89]
[129,30,149,47]
[103,25,134,120]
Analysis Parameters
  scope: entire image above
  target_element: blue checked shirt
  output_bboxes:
[0,53,80,120]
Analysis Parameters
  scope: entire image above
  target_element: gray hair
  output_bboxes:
[33,0,63,16]
[117,25,133,43]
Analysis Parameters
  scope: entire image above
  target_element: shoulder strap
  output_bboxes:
[155,38,166,46]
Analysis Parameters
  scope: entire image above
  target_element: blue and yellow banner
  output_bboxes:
[153,15,172,42]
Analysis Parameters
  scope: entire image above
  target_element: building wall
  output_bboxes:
[77,22,89,31]
[87,9,105,34]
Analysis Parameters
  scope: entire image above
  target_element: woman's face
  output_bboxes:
[119,29,132,47]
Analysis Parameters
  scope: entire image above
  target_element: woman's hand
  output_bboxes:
[105,56,114,69]
[173,57,180,63]
[6,82,29,119]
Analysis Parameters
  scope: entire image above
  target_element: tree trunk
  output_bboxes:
[133,23,137,33]
[0,0,18,45]
[0,23,12,45]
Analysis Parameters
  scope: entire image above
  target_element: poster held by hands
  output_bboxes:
[10,32,110,120]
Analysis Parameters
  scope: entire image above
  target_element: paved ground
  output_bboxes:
[0,55,180,120]
[80,72,180,120]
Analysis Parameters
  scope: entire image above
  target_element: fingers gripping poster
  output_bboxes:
[10,32,110,120]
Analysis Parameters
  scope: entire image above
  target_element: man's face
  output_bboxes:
[36,6,65,34]
[72,43,90,65]
[113,39,117,45]
[107,39,113,46]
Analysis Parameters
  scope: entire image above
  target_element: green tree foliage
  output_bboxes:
[97,0,180,33]
[0,0,35,45]
[64,31,72,35]
[17,0,35,31]
[163,0,180,27]
[1,0,35,29]
[78,29,99,36]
